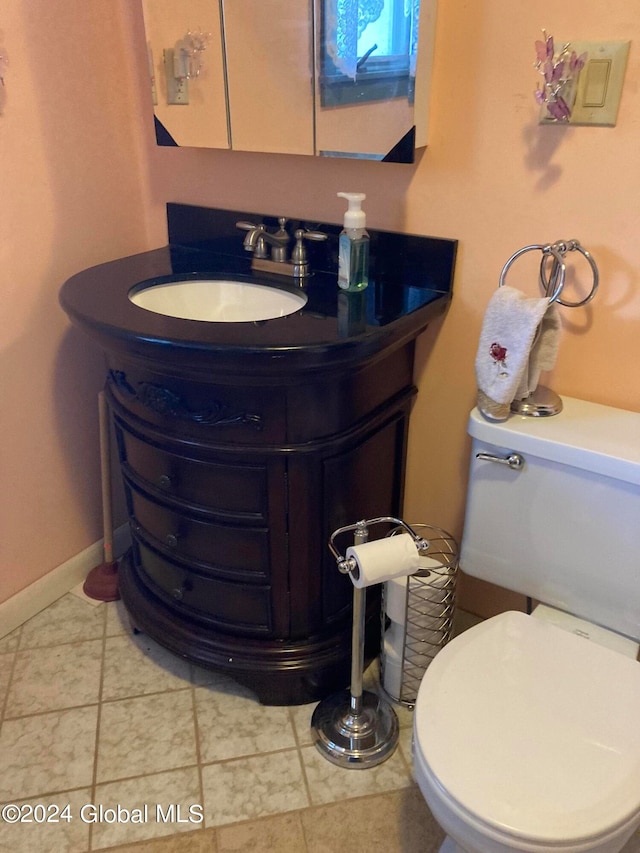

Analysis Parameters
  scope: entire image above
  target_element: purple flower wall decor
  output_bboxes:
[534,31,586,122]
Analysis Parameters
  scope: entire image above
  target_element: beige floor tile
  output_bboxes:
[105,827,217,852]
[18,594,105,650]
[289,702,317,747]
[101,634,191,701]
[0,787,92,853]
[105,599,133,637]
[0,705,98,801]
[97,689,197,783]
[92,766,202,850]
[201,750,309,828]
[4,639,103,718]
[300,743,412,806]
[398,724,415,774]
[0,627,21,655]
[216,811,306,852]
[0,653,14,712]
[195,684,296,763]
[69,581,104,608]
[301,787,445,853]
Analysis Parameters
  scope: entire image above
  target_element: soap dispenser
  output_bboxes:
[337,192,369,291]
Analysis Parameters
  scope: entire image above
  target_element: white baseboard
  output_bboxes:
[0,524,131,640]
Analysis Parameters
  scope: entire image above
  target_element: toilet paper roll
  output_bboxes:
[385,556,448,624]
[384,622,405,657]
[384,577,409,624]
[382,648,403,698]
[345,533,421,589]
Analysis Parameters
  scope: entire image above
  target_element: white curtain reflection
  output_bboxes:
[325,0,384,80]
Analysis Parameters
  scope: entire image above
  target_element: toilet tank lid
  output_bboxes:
[469,397,640,486]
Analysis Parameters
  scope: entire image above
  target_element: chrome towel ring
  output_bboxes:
[499,240,599,308]
[539,240,599,307]
[493,238,599,418]
[499,244,567,303]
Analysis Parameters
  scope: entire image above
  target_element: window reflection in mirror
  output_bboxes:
[320,0,419,108]
[141,0,435,162]
[316,0,425,160]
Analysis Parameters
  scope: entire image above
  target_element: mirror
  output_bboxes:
[141,0,437,162]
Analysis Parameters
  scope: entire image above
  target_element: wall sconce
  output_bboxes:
[174,29,211,80]
[163,30,210,106]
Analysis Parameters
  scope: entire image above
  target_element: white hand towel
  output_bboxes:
[475,286,559,420]
[514,300,561,401]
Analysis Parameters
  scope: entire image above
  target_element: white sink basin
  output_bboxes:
[129,278,307,322]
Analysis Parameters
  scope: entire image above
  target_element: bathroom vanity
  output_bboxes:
[60,204,456,704]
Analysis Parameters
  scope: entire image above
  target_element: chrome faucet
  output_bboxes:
[238,217,290,261]
[236,217,326,281]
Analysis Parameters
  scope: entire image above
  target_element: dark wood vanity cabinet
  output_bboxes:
[59,206,456,706]
[108,342,416,704]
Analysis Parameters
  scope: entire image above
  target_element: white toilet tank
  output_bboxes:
[460,396,640,641]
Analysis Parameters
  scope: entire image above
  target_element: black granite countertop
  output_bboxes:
[59,204,457,377]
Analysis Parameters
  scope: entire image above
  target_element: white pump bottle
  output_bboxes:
[337,192,369,291]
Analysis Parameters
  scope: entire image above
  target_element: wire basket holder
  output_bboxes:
[380,525,458,707]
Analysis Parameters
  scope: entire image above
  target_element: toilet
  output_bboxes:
[412,396,640,853]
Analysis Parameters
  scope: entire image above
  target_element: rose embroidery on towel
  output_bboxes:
[490,342,509,377]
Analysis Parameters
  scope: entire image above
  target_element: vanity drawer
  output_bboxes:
[133,538,273,635]
[107,364,285,445]
[126,479,270,581]
[118,426,268,519]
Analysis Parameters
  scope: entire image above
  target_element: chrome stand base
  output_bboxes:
[510,385,563,417]
[311,688,399,769]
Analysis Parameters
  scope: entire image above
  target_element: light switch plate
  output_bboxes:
[571,40,630,125]
[164,48,189,106]
[541,40,630,127]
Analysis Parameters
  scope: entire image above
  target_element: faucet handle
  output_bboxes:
[305,230,328,242]
[292,228,327,263]
[291,228,328,277]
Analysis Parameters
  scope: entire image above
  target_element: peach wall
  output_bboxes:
[0,1,159,604]
[3,1,639,618]
[139,1,640,616]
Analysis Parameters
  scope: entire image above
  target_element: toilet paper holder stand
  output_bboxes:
[311,516,430,769]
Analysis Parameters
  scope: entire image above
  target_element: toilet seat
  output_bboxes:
[413,611,640,848]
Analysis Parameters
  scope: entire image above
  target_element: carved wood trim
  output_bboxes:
[108,370,263,430]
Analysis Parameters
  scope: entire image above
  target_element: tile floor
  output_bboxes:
[1,593,639,853]
[0,589,446,853]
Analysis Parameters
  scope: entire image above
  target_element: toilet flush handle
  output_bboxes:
[476,451,524,470]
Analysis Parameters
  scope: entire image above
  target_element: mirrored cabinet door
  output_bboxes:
[140,0,437,162]
[224,2,315,155]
